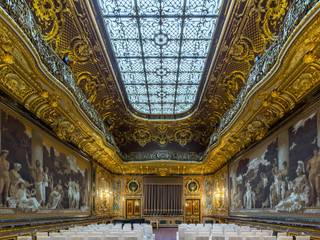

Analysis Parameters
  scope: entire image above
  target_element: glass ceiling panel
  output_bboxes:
[97,0,223,116]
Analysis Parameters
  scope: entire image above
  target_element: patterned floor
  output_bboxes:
[154,228,177,240]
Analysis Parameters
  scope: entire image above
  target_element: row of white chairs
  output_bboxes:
[17,223,155,240]
[177,224,311,240]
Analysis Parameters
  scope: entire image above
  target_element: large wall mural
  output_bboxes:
[0,103,91,219]
[204,166,228,216]
[229,104,320,222]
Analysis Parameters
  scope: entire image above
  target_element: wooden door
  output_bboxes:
[184,199,200,223]
[126,199,141,219]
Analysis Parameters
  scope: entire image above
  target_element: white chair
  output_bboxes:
[240,232,254,236]
[122,237,138,240]
[229,237,244,240]
[88,236,104,240]
[244,237,262,240]
[17,236,32,240]
[195,237,209,240]
[295,236,310,240]
[277,237,293,240]
[104,237,119,240]
[50,237,66,240]
[70,236,86,240]
[263,236,277,240]
[212,231,224,235]
[185,231,196,240]
[277,233,287,237]
[50,233,62,237]
[37,232,49,236]
[37,236,51,240]
[212,237,225,240]
[261,230,273,236]
[179,229,186,240]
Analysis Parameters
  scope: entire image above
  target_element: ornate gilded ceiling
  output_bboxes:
[18,0,290,161]
[95,0,224,118]
[0,0,319,175]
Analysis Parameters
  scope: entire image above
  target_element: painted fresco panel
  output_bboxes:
[229,109,320,222]
[111,177,122,216]
[0,104,91,219]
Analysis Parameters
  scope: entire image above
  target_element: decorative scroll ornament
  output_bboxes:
[133,129,152,147]
[76,72,98,104]
[175,129,193,146]
[32,0,66,47]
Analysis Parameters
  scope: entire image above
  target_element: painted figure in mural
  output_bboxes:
[16,182,40,212]
[279,161,288,201]
[269,164,283,208]
[67,178,75,208]
[66,179,81,209]
[75,181,80,209]
[34,160,45,206]
[307,148,320,206]
[56,180,64,209]
[231,174,244,209]
[47,184,62,209]
[0,149,10,206]
[43,166,49,205]
[9,163,30,197]
[275,161,311,212]
[256,172,269,208]
[243,182,256,209]
[27,159,45,206]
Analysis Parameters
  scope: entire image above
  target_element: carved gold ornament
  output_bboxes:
[0,1,319,175]
[22,0,292,151]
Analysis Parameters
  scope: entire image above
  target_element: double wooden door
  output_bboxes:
[184,199,200,223]
[126,199,142,219]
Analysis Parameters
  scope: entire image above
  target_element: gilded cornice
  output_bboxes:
[0,0,319,175]
[0,0,115,145]
[0,5,123,173]
[202,0,320,173]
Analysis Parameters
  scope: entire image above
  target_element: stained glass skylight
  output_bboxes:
[96,0,223,116]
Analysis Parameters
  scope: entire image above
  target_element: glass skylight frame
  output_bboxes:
[96,0,224,118]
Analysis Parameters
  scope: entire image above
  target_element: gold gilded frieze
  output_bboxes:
[0,2,319,175]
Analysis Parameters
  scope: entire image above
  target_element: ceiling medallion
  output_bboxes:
[156,67,168,77]
[157,91,167,98]
[154,33,169,46]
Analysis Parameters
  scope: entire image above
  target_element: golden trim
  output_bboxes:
[0,3,319,175]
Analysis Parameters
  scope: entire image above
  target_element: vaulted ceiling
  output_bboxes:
[1,0,319,175]
[25,0,289,162]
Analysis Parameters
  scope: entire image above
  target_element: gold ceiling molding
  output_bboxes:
[0,1,319,176]
[0,8,123,174]
[19,0,290,151]
[119,2,320,175]
[202,3,320,173]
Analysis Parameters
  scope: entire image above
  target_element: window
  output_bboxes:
[97,0,223,116]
